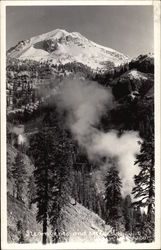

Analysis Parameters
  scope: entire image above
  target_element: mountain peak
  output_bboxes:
[7,29,129,70]
[33,28,69,40]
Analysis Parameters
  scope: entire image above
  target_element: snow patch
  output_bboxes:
[128,70,148,80]
[8,28,129,70]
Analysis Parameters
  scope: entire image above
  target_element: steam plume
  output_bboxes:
[12,125,27,145]
[91,131,141,196]
[55,79,141,196]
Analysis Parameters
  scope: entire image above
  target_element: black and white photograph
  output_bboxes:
[1,1,161,249]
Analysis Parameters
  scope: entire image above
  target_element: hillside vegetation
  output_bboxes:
[6,30,154,245]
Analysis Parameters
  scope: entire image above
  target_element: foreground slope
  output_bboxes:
[7,194,111,243]
[7,144,111,243]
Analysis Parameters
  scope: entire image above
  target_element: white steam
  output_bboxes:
[12,125,27,145]
[91,131,141,196]
[56,79,113,136]
[55,79,141,196]
[18,134,26,145]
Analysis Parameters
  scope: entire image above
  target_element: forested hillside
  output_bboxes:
[6,33,154,245]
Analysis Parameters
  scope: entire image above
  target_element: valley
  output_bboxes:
[6,29,154,245]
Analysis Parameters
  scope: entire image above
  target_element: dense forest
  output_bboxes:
[7,53,154,244]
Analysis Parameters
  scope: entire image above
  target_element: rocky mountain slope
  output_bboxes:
[6,29,154,244]
[7,29,129,71]
[8,193,111,244]
[7,143,112,244]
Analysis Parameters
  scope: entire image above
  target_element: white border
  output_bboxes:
[0,1,154,6]
[1,1,161,249]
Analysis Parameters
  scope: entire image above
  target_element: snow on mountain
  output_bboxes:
[127,69,148,80]
[7,29,129,70]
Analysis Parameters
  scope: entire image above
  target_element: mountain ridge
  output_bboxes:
[7,29,129,71]
[6,28,154,243]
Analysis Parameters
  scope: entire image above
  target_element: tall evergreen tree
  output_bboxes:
[123,195,133,232]
[132,136,154,221]
[104,166,123,231]
[7,151,13,182]
[12,152,27,201]
[29,125,72,244]
[48,136,72,243]
[30,127,56,244]
[27,175,36,209]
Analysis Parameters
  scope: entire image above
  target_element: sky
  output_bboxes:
[6,6,154,58]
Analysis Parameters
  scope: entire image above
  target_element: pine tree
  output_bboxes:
[29,125,72,244]
[104,166,123,231]
[30,127,57,244]
[17,220,25,243]
[7,152,13,182]
[7,151,13,196]
[123,195,133,232]
[48,138,71,243]
[27,175,36,209]
[132,136,154,221]
[12,152,27,201]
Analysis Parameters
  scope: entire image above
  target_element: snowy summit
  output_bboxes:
[7,29,129,70]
